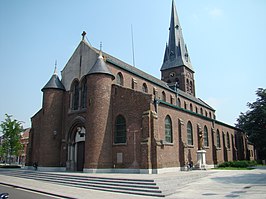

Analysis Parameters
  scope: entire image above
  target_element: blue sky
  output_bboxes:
[0,0,265,130]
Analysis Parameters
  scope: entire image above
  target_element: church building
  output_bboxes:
[26,1,253,173]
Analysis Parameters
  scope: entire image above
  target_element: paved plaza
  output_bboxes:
[0,166,265,198]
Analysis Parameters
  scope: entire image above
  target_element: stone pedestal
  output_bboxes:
[196,150,206,170]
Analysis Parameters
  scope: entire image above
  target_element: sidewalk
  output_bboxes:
[0,167,266,198]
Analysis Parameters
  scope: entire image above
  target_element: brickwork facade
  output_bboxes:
[26,1,254,173]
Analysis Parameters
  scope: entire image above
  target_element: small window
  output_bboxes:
[204,126,209,147]
[170,96,174,104]
[131,78,137,89]
[165,115,173,143]
[114,115,126,144]
[216,130,221,148]
[190,103,193,112]
[200,108,203,115]
[177,98,181,107]
[205,111,208,117]
[209,112,212,119]
[187,121,193,145]
[184,102,187,109]
[195,106,198,113]
[116,72,124,86]
[142,83,148,93]
[71,80,79,110]
[162,91,166,102]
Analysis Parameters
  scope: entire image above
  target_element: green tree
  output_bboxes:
[0,114,23,164]
[236,88,266,160]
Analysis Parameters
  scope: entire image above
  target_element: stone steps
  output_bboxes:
[0,169,165,197]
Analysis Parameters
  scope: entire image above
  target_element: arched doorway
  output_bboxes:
[67,126,86,171]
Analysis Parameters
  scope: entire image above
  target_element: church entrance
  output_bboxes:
[77,141,85,171]
[67,126,86,171]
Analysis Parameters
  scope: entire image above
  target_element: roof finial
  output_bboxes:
[81,31,86,40]
[99,42,103,58]
[54,60,58,75]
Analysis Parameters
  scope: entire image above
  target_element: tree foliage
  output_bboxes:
[236,88,266,160]
[0,114,23,163]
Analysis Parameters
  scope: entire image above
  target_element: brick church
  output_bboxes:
[27,0,254,173]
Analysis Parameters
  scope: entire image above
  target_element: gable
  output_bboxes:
[61,40,98,91]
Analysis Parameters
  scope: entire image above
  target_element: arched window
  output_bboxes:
[175,78,180,88]
[187,121,193,145]
[189,81,193,94]
[81,78,87,108]
[142,83,148,93]
[216,130,221,148]
[116,72,124,86]
[114,115,126,144]
[71,80,79,110]
[195,106,198,113]
[190,103,193,112]
[165,115,173,143]
[177,98,181,107]
[227,132,230,149]
[200,108,203,115]
[209,112,212,118]
[204,126,209,147]
[186,79,189,92]
[205,111,208,117]
[184,102,187,109]
[162,91,166,102]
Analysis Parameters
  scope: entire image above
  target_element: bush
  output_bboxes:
[218,160,257,168]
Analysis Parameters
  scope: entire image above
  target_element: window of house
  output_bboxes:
[187,121,193,145]
[142,83,148,93]
[217,130,221,148]
[165,115,173,143]
[114,115,126,144]
[204,126,209,147]
[227,132,230,149]
[72,80,79,110]
[116,72,124,86]
[162,91,166,102]
[81,78,87,108]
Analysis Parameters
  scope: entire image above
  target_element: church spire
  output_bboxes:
[161,0,193,72]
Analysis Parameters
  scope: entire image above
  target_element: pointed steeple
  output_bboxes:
[161,0,193,72]
[42,65,65,92]
[87,47,115,79]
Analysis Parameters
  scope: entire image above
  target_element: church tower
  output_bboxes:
[161,0,195,96]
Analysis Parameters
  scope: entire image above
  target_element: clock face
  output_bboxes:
[170,72,175,77]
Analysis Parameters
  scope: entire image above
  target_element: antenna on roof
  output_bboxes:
[131,24,136,67]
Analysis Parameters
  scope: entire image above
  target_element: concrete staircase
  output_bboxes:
[0,169,164,197]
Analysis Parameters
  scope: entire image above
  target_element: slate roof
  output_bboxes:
[87,52,115,79]
[161,0,194,72]
[92,47,214,111]
[42,72,65,91]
